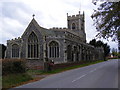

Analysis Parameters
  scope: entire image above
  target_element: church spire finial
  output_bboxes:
[79,1,81,14]
[67,13,68,17]
[32,14,35,18]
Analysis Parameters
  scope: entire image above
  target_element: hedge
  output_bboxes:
[2,59,26,75]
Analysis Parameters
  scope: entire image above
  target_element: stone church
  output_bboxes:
[6,11,104,65]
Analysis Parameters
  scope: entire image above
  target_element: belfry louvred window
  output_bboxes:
[49,41,59,58]
[72,23,76,30]
[28,32,38,58]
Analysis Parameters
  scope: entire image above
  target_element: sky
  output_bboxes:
[0,0,118,51]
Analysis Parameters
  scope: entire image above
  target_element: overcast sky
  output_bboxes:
[0,0,118,51]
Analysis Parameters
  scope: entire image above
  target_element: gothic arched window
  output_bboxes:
[12,44,19,58]
[49,41,59,58]
[72,23,76,30]
[28,32,38,58]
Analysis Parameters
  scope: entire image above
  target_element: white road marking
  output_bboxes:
[90,68,97,73]
[72,68,98,83]
[72,74,87,82]
[90,70,94,73]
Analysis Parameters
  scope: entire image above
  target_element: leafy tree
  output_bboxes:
[0,44,6,59]
[96,40,104,47]
[91,1,120,53]
[103,43,110,57]
[89,39,110,57]
[89,39,96,46]
[118,52,120,58]
[112,48,117,56]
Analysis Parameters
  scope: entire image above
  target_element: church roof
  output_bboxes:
[49,28,83,38]
[32,18,56,36]
[22,18,83,38]
[30,18,66,37]
[22,18,57,37]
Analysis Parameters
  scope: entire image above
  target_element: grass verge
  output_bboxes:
[2,73,33,89]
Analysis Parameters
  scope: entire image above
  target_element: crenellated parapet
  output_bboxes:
[67,13,84,20]
[7,37,22,43]
[50,27,68,30]
[67,14,81,20]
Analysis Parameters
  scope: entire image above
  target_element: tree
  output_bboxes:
[103,43,110,57]
[0,44,6,59]
[91,1,120,53]
[96,40,104,47]
[89,39,96,46]
[112,48,117,57]
[89,39,110,57]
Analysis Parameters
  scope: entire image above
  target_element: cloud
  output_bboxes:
[0,0,118,50]
[0,1,34,44]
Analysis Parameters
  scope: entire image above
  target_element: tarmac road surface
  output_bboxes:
[15,59,118,88]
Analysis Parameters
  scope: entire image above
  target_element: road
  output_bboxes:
[16,59,118,88]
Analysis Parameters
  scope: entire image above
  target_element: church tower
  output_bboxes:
[67,11,86,42]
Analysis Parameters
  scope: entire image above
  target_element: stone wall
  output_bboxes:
[52,60,95,70]
[26,60,44,70]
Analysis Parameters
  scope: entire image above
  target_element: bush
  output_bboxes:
[2,59,26,75]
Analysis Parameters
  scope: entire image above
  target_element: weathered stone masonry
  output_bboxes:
[6,11,104,69]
